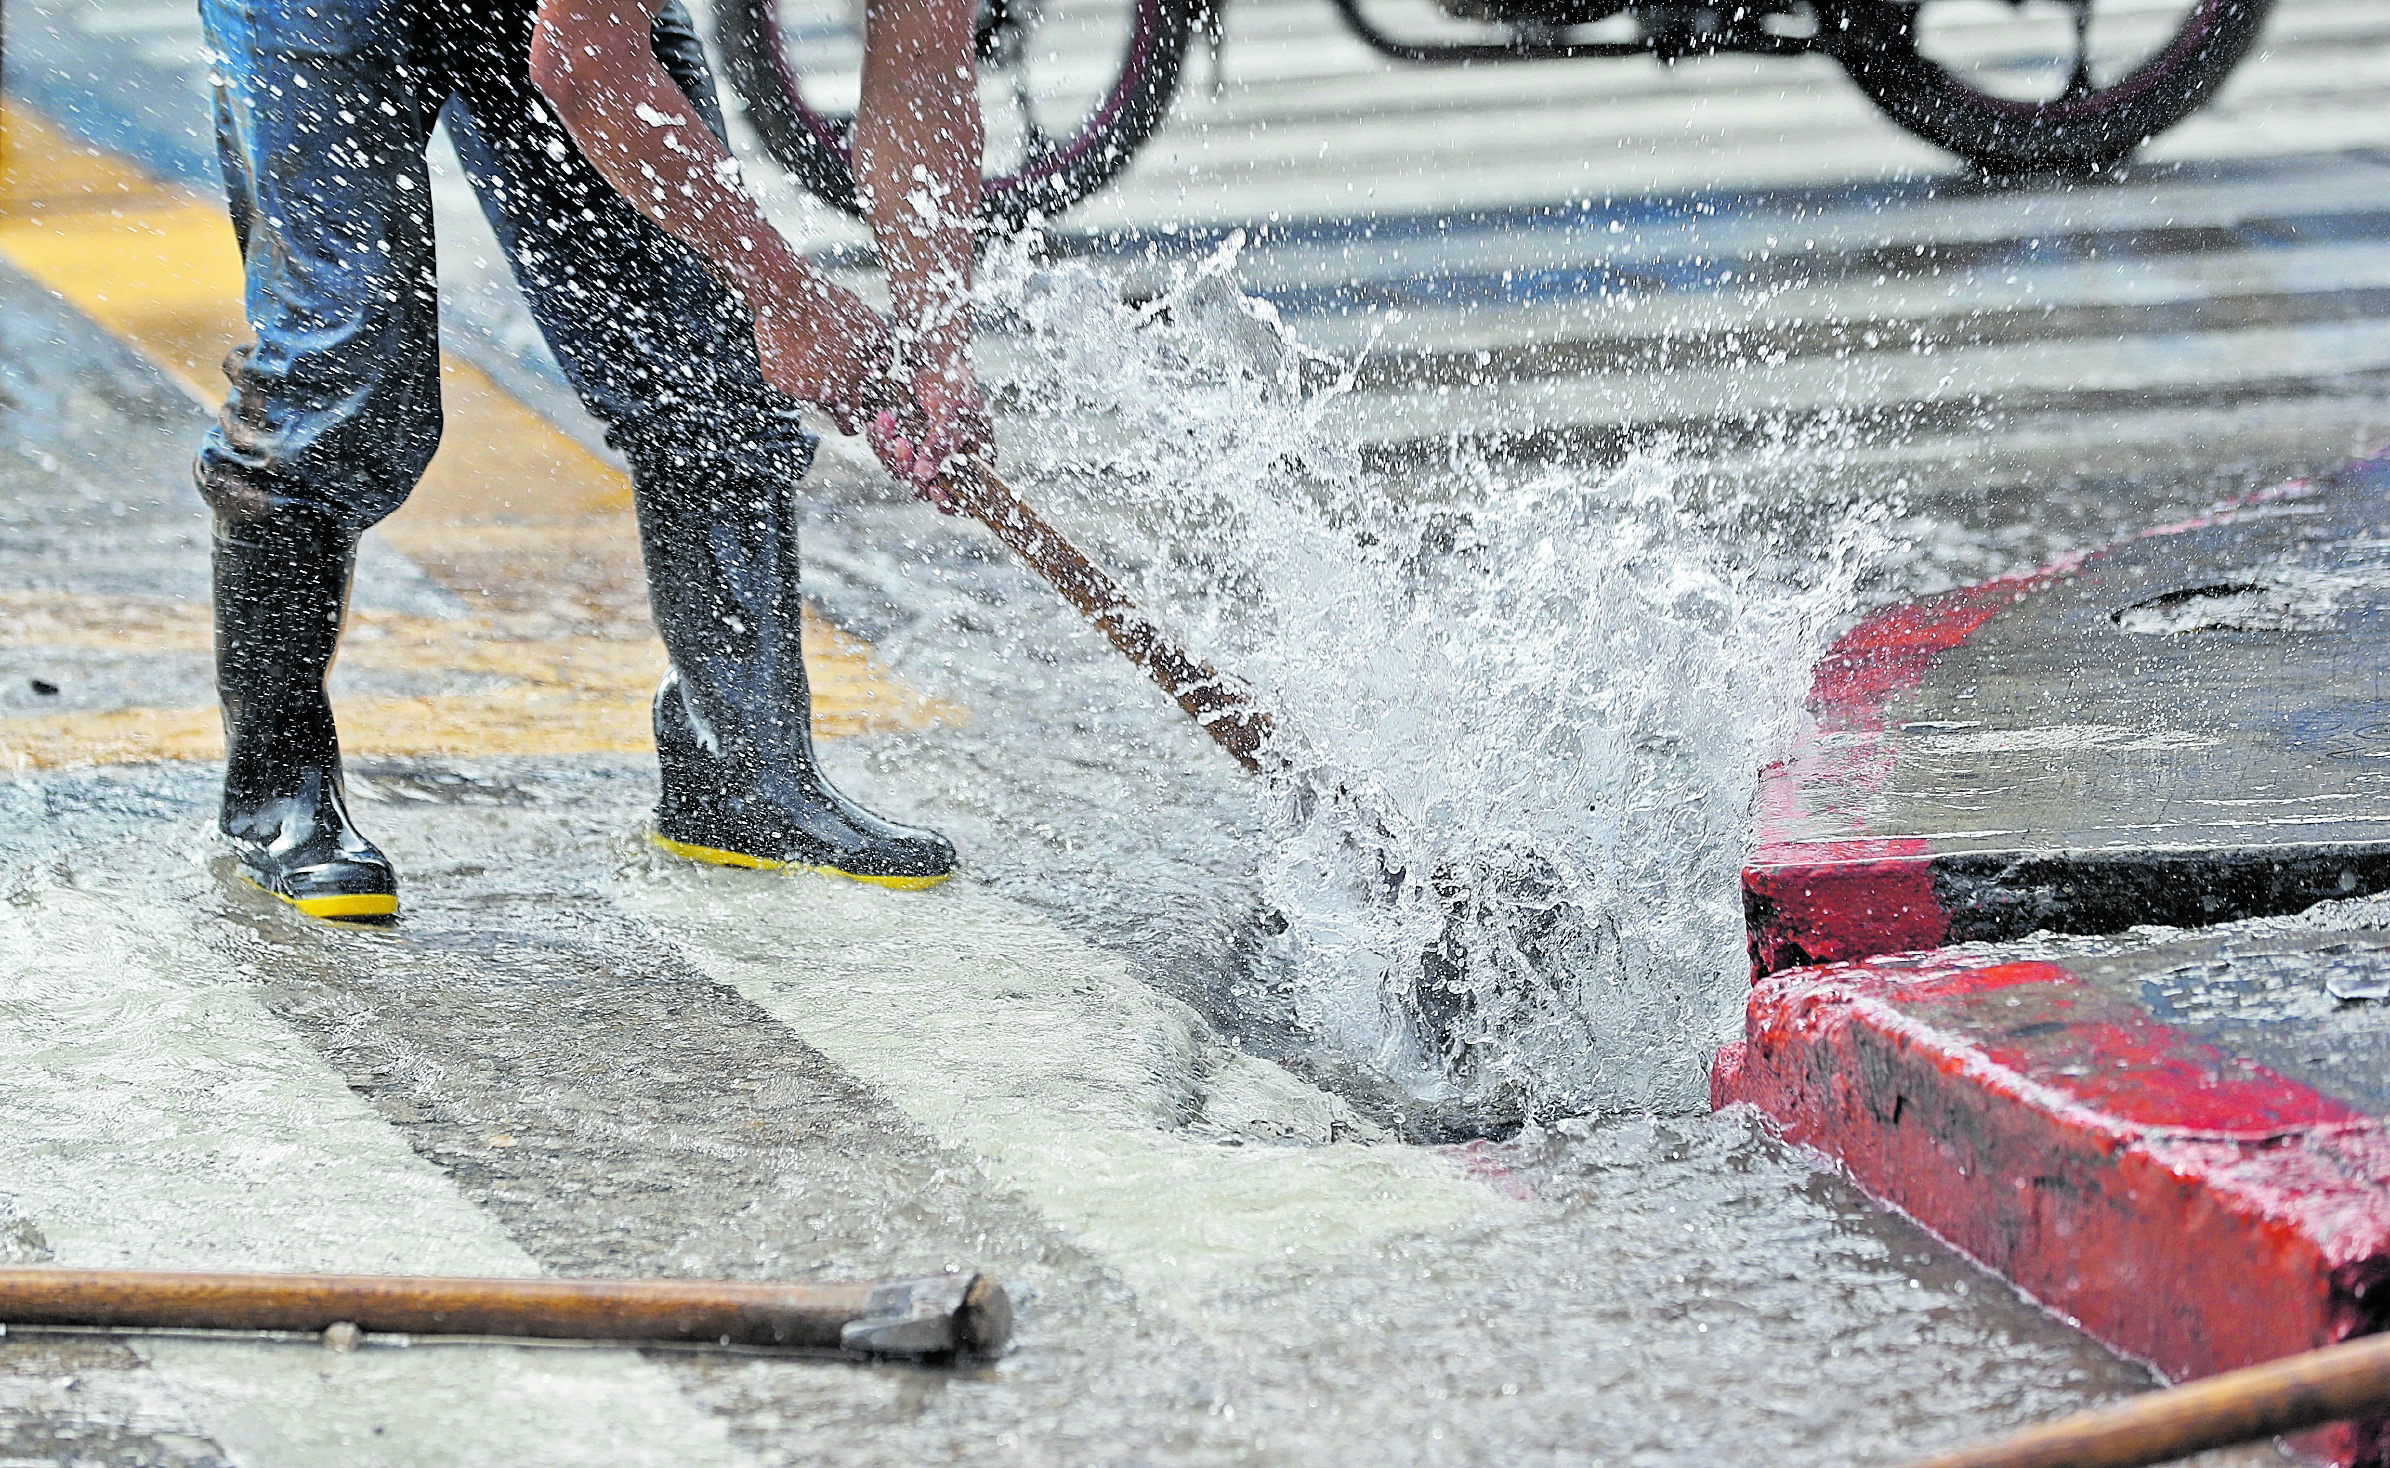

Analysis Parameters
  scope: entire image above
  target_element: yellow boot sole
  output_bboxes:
[647,831,952,891]
[240,874,400,924]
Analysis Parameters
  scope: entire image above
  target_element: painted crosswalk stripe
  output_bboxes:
[0,869,748,1468]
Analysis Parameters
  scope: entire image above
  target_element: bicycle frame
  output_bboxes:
[725,0,2265,222]
[1326,0,1823,65]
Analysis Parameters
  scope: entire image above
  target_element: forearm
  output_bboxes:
[854,0,982,379]
[530,0,832,315]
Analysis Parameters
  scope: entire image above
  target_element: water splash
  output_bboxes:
[980,234,1892,1125]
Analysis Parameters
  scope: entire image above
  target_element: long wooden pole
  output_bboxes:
[0,1267,1011,1358]
[1894,1332,2390,1468]
[945,463,1277,773]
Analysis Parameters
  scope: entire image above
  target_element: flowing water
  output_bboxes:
[810,237,1897,1134]
[0,766,2238,1468]
[0,235,2297,1464]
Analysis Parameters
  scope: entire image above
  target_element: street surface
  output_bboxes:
[4,0,2387,1464]
[17,0,2389,590]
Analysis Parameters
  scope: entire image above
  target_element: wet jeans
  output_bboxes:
[194,0,813,533]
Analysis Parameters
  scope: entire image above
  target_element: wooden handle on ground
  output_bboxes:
[0,1267,1011,1358]
[946,463,1276,772]
[1896,1331,2390,1468]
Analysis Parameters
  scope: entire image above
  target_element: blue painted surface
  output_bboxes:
[20,8,2390,331]
[1225,205,2390,316]
[5,7,221,190]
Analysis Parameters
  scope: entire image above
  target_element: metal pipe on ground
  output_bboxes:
[1893,1330,2390,1468]
[0,1267,1012,1358]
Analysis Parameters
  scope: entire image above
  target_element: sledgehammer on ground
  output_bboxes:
[0,1267,1011,1358]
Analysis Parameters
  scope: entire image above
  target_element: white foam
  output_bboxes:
[977,237,1887,1118]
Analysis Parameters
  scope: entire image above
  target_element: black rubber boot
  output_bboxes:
[213,513,399,923]
[634,461,955,889]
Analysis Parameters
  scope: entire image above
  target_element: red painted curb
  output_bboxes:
[1714,950,2390,1466]
[1745,466,2350,979]
[1744,561,2102,975]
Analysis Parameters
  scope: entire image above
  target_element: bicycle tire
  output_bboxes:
[716,0,1200,231]
[1825,0,2273,174]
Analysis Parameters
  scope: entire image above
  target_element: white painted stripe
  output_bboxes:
[1133,167,2390,295]
[1258,241,2390,359]
[71,4,197,38]
[1309,317,2390,442]
[0,872,748,1468]
[615,867,1519,1321]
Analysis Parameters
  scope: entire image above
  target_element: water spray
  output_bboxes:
[955,244,1882,1124]
[939,456,1591,1120]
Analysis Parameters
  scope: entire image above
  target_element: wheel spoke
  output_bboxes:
[1204,0,1227,101]
[1834,0,2271,174]
[728,0,1198,225]
[1011,67,1048,152]
[2061,0,2097,100]
[1899,0,2184,106]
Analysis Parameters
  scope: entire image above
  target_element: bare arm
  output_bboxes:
[529,0,890,431]
[854,0,990,480]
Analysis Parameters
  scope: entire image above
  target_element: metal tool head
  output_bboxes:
[837,1272,1013,1360]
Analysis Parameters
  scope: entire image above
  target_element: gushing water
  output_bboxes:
[979,235,1893,1125]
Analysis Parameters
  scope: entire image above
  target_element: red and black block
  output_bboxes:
[1714,925,2390,1465]
[1750,449,2390,977]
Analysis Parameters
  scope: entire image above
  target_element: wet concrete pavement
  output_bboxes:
[1749,449,2390,976]
[2071,916,2390,1118]
[0,149,2295,1468]
[6,0,2388,1463]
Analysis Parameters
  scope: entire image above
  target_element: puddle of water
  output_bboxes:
[615,855,1519,1323]
[0,764,2234,1467]
[2112,562,2377,636]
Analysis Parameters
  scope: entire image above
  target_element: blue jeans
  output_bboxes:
[194,0,814,533]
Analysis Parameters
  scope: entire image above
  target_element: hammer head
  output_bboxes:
[837,1272,1013,1360]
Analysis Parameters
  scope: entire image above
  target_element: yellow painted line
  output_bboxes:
[0,591,959,771]
[0,125,233,394]
[0,105,955,771]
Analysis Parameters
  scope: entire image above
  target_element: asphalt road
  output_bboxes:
[2,2,2382,1465]
[1066,0,2390,595]
[19,0,2387,590]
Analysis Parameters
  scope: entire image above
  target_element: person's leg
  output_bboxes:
[435,1,953,885]
[634,466,955,889]
[198,0,448,920]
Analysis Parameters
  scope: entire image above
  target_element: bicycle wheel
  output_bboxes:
[1827,0,2273,173]
[716,0,1200,231]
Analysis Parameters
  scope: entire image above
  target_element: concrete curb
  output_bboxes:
[1712,948,2390,1466]
[1747,450,2390,978]
[1726,455,2390,1464]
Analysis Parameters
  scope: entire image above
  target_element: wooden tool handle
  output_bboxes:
[947,464,1276,772]
[1896,1331,2390,1468]
[0,1267,1010,1358]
